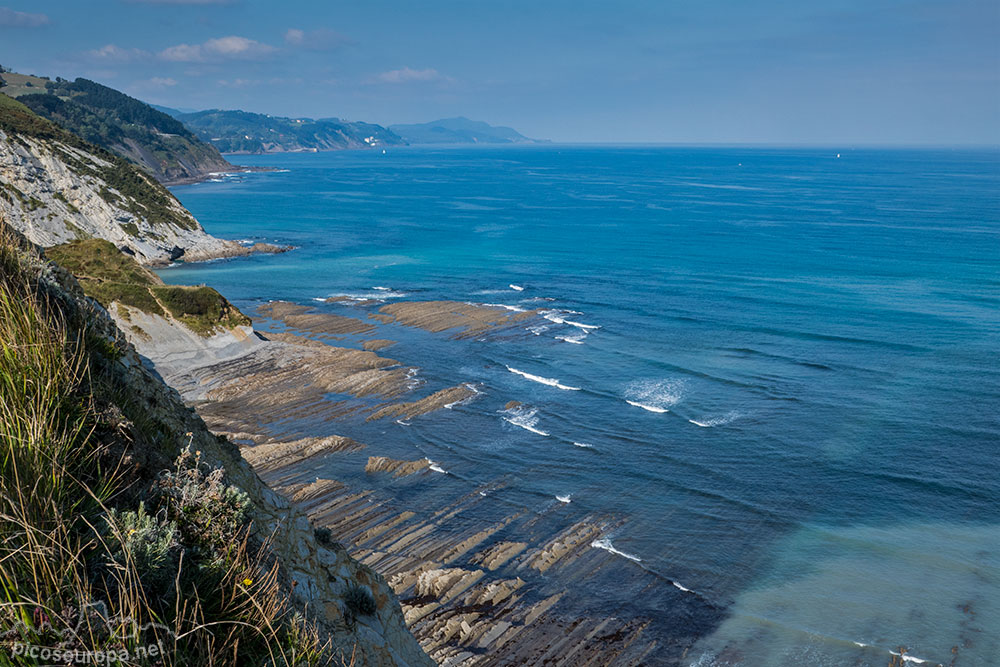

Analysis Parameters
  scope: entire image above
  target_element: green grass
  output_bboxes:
[152,285,251,335]
[46,239,252,336]
[0,224,339,665]
[46,239,160,286]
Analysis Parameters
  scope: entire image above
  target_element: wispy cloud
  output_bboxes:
[159,36,277,62]
[0,7,50,27]
[372,67,453,85]
[284,28,353,51]
[128,76,178,94]
[84,44,151,62]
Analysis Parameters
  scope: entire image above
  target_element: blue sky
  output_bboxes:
[1,0,997,144]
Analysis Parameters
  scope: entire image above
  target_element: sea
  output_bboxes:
[159,145,1000,665]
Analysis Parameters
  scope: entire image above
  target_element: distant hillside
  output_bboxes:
[176,109,406,154]
[389,117,542,144]
[0,72,235,184]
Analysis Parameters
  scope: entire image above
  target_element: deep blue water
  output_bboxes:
[161,146,1000,665]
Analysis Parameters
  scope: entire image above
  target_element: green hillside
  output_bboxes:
[176,109,406,154]
[389,116,542,144]
[1,72,235,184]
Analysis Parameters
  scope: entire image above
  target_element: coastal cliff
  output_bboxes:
[0,225,433,666]
[0,93,282,265]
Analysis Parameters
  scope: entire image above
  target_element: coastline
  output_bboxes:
[121,294,723,664]
[161,164,279,187]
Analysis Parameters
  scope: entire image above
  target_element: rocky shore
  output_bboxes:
[115,296,724,665]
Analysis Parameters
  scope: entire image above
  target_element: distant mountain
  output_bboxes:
[175,109,406,154]
[1,72,235,185]
[150,103,199,117]
[389,117,542,144]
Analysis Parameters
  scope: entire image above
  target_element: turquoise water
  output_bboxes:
[161,146,1000,665]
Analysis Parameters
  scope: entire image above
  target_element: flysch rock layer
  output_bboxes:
[258,300,376,337]
[376,301,540,338]
[112,303,723,665]
[366,457,432,478]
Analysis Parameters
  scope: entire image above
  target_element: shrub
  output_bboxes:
[153,447,252,556]
[314,526,333,546]
[103,502,178,590]
[343,584,377,619]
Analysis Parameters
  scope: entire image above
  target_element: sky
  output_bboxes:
[1,0,998,144]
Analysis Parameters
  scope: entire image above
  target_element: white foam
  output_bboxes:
[405,368,423,390]
[573,442,595,449]
[539,309,599,331]
[555,332,586,344]
[889,652,933,664]
[482,303,527,312]
[626,400,670,413]
[509,284,525,291]
[373,286,392,291]
[528,324,550,336]
[330,290,408,300]
[688,410,743,428]
[395,419,411,426]
[556,494,571,503]
[624,379,685,413]
[672,581,691,592]
[506,366,580,391]
[591,538,642,563]
[445,383,482,409]
[427,460,446,474]
[501,406,549,436]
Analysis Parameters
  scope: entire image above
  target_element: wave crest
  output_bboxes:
[624,379,685,413]
[591,538,642,562]
[501,405,549,436]
[506,366,580,391]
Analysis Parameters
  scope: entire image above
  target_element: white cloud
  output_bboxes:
[159,36,277,62]
[374,67,452,84]
[84,44,151,62]
[284,27,352,50]
[149,76,177,86]
[0,7,50,27]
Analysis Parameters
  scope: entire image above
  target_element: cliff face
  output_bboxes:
[0,93,277,265]
[0,227,433,666]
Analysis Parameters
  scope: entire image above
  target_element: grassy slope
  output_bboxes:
[0,226,335,665]
[47,239,251,335]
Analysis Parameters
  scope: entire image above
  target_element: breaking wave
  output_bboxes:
[688,410,744,428]
[501,405,549,436]
[506,366,580,391]
[624,379,685,413]
[591,538,642,562]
